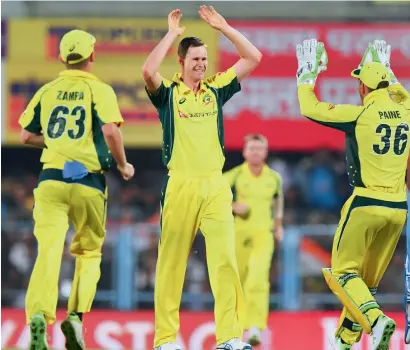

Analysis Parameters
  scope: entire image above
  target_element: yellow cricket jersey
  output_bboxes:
[224,163,283,232]
[19,70,124,173]
[298,83,410,202]
[146,67,241,176]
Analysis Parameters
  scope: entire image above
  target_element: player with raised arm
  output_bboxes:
[20,29,134,350]
[296,39,410,350]
[142,6,261,350]
[224,134,284,346]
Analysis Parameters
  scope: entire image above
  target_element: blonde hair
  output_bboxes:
[244,133,268,146]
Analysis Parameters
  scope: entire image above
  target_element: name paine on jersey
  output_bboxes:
[378,110,402,119]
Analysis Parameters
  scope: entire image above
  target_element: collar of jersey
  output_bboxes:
[59,70,100,81]
[363,88,391,105]
[242,162,268,177]
[172,73,207,94]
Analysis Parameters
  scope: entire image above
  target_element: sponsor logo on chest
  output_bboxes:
[177,92,217,119]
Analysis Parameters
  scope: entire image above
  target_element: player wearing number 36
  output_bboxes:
[18,29,135,350]
[296,39,410,350]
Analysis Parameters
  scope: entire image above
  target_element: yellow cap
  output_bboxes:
[59,29,96,64]
[350,62,390,89]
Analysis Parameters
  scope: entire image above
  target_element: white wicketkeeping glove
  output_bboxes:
[296,39,328,86]
[354,40,398,84]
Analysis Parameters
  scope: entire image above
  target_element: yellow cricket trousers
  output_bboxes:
[154,172,245,347]
[331,192,407,345]
[235,229,274,330]
[25,170,107,324]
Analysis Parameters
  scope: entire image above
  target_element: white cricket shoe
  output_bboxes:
[371,315,396,350]
[247,327,261,346]
[60,312,85,350]
[154,342,182,350]
[335,337,352,349]
[216,338,252,350]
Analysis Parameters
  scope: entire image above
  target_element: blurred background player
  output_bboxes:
[19,29,134,350]
[224,134,284,346]
[296,39,410,349]
[142,5,261,350]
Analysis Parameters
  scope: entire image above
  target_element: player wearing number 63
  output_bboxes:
[296,39,410,350]
[18,29,134,350]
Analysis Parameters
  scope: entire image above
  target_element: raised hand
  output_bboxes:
[168,9,185,36]
[371,40,397,83]
[295,39,328,86]
[354,40,397,84]
[198,5,228,31]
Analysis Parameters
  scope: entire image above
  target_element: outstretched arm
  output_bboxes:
[298,84,364,128]
[198,5,261,82]
[142,9,185,93]
[296,39,363,130]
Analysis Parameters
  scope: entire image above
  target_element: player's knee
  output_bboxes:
[71,249,102,259]
[69,244,102,258]
[35,228,66,247]
[212,256,239,281]
[244,278,269,293]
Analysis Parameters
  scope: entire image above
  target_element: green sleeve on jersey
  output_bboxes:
[19,88,45,134]
[23,103,42,133]
[145,78,173,110]
[91,102,112,171]
[298,84,365,133]
[206,67,241,105]
[149,79,176,166]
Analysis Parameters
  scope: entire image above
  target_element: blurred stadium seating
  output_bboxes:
[2,1,410,349]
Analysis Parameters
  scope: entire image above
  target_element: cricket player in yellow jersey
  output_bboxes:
[296,39,410,350]
[224,134,284,346]
[19,29,134,350]
[142,6,262,350]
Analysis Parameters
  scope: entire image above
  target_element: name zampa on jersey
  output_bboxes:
[57,90,85,101]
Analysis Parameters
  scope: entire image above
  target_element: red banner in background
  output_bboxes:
[220,22,410,151]
[1,309,408,350]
